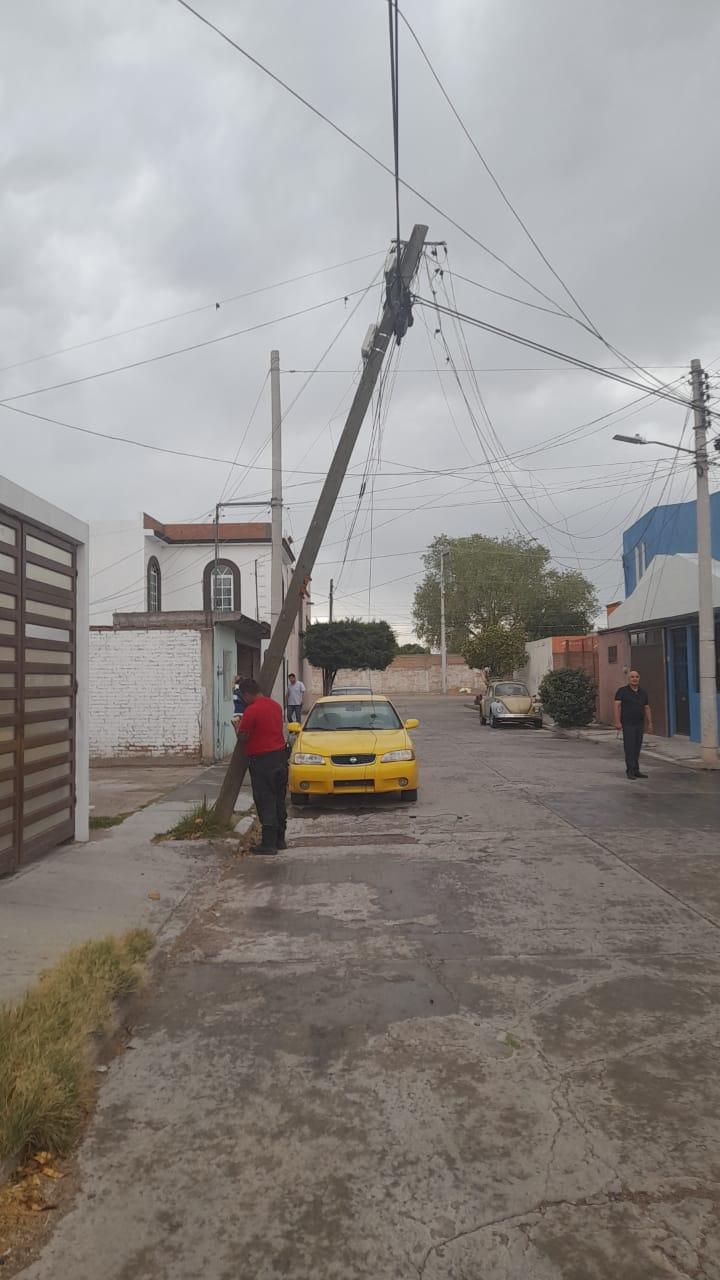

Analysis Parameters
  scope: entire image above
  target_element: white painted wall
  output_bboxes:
[0,473,89,842]
[89,629,204,760]
[142,537,281,619]
[89,519,295,630]
[514,638,553,697]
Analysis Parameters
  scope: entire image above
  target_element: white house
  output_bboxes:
[89,513,307,762]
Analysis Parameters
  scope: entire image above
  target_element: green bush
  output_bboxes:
[539,667,596,728]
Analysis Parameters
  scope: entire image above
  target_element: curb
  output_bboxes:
[554,728,705,771]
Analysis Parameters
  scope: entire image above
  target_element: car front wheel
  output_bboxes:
[490,715,499,728]
[400,788,418,802]
[290,792,309,806]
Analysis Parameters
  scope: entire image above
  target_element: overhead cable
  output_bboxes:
[0,252,383,376]
[413,297,695,410]
[172,0,578,320]
[0,291,370,406]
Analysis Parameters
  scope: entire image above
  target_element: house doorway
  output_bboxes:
[671,628,690,735]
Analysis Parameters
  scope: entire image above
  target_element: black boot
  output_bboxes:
[251,825,278,855]
[277,828,287,852]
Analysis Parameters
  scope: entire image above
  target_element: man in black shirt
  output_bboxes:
[614,670,653,779]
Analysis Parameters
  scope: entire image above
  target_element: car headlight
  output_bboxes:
[292,753,325,765]
[380,749,415,763]
[491,701,508,716]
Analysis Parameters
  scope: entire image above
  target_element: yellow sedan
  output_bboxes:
[288,695,419,805]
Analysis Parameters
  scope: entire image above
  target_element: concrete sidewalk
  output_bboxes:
[561,724,707,769]
[0,764,253,1004]
[89,763,208,820]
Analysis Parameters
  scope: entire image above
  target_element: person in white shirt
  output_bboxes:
[286,673,306,724]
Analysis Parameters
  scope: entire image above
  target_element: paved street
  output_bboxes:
[20,698,720,1279]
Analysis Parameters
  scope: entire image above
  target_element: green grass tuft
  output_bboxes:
[0,929,153,1160]
[159,797,236,842]
[89,813,128,830]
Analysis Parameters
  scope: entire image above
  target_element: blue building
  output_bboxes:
[605,554,720,742]
[623,490,720,595]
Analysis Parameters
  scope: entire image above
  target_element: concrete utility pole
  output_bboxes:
[270,349,284,703]
[213,224,429,822]
[690,358,719,767]
[439,543,448,694]
[328,578,334,623]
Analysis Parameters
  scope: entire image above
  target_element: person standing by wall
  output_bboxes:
[235,678,288,854]
[614,669,653,779]
[232,676,246,717]
[286,673,306,724]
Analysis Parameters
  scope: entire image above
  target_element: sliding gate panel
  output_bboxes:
[0,508,77,874]
[0,513,21,875]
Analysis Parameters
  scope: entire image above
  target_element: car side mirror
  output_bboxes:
[287,722,301,734]
[404,718,419,730]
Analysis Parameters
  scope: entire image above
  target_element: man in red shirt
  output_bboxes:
[236,679,288,855]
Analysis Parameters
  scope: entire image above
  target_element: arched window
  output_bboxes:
[147,556,162,612]
[203,559,240,613]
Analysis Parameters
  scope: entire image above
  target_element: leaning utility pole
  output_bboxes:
[439,543,448,694]
[270,349,284,703]
[690,358,719,767]
[328,578,334,623]
[214,224,428,821]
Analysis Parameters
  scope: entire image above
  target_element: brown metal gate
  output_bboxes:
[0,510,77,876]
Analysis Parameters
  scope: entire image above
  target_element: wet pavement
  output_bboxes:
[19,698,720,1279]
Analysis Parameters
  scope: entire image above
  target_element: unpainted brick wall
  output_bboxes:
[89,629,204,759]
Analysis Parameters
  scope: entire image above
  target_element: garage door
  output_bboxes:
[0,511,77,876]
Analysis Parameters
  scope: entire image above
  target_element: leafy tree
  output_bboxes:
[538,668,597,728]
[304,619,397,694]
[412,534,597,649]
[522,569,598,641]
[463,625,528,678]
[396,642,429,655]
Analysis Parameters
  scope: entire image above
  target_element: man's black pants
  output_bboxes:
[248,749,288,847]
[622,724,644,775]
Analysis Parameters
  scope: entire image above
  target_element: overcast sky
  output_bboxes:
[3,0,720,640]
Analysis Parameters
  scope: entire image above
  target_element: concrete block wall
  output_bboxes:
[89,629,204,760]
[304,656,480,697]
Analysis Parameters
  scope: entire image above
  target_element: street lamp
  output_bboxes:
[612,433,696,455]
[613,360,718,767]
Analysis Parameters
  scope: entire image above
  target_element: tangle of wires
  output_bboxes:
[332,338,402,599]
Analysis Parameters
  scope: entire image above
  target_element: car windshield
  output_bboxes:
[304,700,402,731]
[494,683,529,697]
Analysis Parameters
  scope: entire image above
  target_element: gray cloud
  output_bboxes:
[2,0,719,638]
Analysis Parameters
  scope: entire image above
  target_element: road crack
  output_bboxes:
[416,1182,720,1277]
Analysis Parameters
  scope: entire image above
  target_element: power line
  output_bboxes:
[1,401,275,469]
[0,291,370,406]
[387,0,401,261]
[171,0,578,320]
[413,296,696,410]
[281,365,690,374]
[442,271,568,321]
[217,370,270,506]
[0,252,383,376]
[397,7,594,333]
[397,6,680,400]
